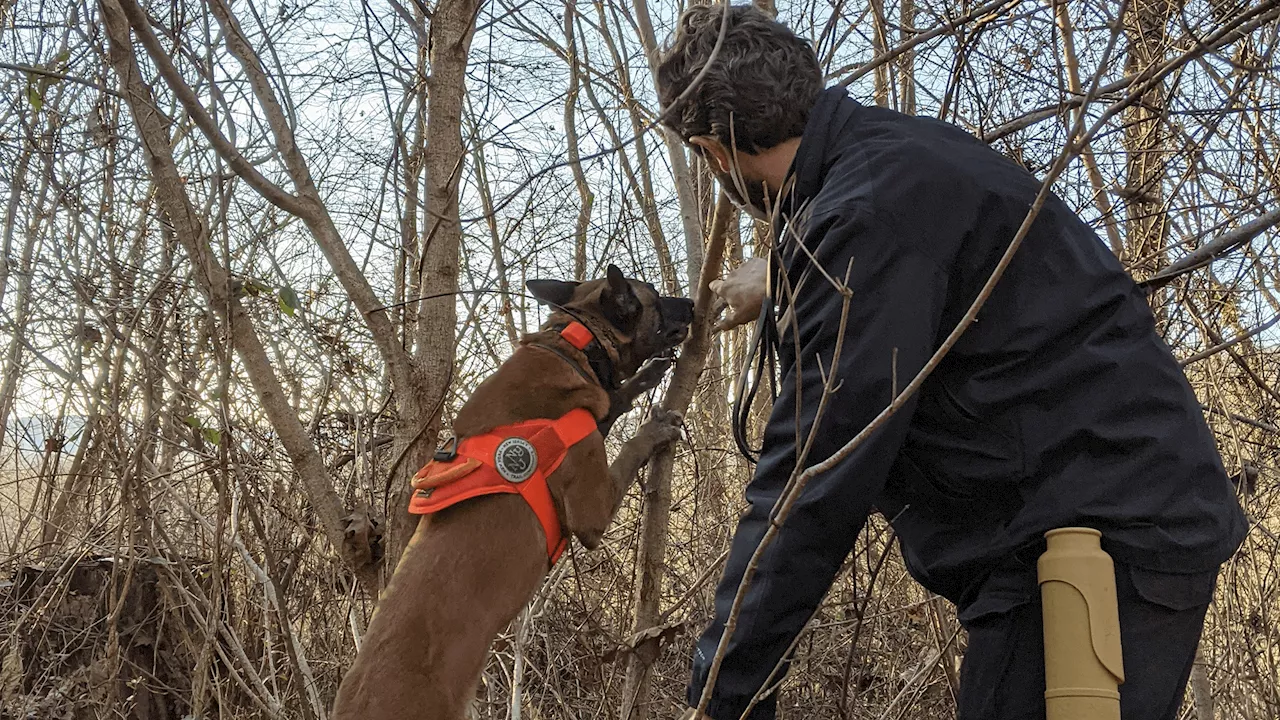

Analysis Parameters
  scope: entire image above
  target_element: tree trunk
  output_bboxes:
[616,4,738,713]
[1054,0,1124,255]
[1122,0,1175,280]
[870,0,892,108]
[564,2,594,282]
[900,0,916,115]
[619,199,731,720]
[1190,644,1215,720]
[388,0,481,566]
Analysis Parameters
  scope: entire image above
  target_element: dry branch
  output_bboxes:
[99,0,376,583]
[620,194,732,719]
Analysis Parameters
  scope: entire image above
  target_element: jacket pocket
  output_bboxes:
[958,567,1038,627]
[1128,566,1217,612]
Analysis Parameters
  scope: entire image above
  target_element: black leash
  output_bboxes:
[732,248,784,464]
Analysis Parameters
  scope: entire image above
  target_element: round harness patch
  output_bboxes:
[495,437,538,483]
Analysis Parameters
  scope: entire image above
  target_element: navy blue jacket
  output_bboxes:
[687,88,1247,719]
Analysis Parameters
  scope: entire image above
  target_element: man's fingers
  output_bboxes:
[714,306,757,332]
[710,258,767,332]
[709,297,729,332]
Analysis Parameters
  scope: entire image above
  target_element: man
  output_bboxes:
[655,5,1247,720]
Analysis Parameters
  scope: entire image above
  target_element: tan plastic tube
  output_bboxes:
[1038,528,1125,720]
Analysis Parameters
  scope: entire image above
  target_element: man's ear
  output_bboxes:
[526,279,580,308]
[689,135,731,173]
[600,264,641,329]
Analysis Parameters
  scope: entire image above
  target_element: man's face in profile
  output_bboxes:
[692,143,772,220]
[714,166,770,218]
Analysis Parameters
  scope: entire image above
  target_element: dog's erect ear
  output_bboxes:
[660,296,694,326]
[526,279,580,308]
[600,264,641,329]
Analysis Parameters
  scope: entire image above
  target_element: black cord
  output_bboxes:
[732,252,782,464]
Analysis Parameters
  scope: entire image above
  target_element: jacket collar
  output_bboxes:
[783,86,861,216]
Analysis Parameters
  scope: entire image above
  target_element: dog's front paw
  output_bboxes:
[627,356,674,396]
[611,408,684,494]
[637,408,683,447]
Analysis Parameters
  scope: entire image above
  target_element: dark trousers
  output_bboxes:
[958,561,1217,720]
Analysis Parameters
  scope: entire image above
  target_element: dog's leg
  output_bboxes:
[600,357,672,436]
[609,408,682,496]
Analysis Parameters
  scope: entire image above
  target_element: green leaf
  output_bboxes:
[26,83,42,113]
[201,428,222,445]
[278,286,300,317]
[183,416,202,429]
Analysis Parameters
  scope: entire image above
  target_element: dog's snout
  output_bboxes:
[661,297,694,328]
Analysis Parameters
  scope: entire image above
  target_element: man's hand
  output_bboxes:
[710,257,767,331]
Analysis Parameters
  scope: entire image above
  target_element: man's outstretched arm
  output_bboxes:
[687,210,947,719]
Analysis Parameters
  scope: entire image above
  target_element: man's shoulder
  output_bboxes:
[824,135,970,204]
[832,107,1033,197]
[805,113,1043,241]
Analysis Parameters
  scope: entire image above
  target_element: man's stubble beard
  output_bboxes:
[715,168,771,221]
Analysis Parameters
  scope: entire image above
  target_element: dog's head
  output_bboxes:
[526,264,694,381]
[524,265,692,550]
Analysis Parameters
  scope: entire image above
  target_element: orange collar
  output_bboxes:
[408,406,599,563]
[559,320,594,350]
[547,320,617,390]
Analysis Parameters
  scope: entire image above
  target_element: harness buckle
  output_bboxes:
[433,436,459,462]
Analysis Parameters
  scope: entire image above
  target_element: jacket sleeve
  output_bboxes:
[687,208,948,719]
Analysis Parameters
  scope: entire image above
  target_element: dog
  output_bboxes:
[332,264,694,719]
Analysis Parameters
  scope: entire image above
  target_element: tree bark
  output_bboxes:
[1054,0,1124,255]
[564,2,594,282]
[900,0,917,114]
[619,198,732,720]
[389,0,482,565]
[616,4,733,713]
[870,0,892,107]
[1122,0,1176,279]
[0,165,44,447]
[1190,644,1215,720]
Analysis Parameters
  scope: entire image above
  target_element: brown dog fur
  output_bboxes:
[332,268,691,719]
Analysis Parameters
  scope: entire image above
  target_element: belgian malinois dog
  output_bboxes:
[333,265,694,719]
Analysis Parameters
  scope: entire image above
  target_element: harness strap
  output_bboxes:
[408,321,605,562]
[408,407,598,562]
[517,408,596,560]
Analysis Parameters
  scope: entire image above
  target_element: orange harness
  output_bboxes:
[408,322,602,563]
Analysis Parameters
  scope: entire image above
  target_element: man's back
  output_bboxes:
[780,93,1247,606]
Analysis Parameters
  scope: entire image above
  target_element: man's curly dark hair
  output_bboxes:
[656,4,823,153]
